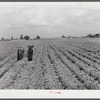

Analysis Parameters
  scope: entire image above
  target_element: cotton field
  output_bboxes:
[0,38,100,89]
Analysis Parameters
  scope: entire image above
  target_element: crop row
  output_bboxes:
[58,44,100,71]
[58,45,100,84]
[50,44,100,89]
[47,45,86,89]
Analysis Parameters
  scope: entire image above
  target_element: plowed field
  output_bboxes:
[0,38,100,90]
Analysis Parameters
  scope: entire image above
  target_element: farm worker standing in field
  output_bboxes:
[27,45,34,61]
[17,47,24,61]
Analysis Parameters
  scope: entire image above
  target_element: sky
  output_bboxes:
[0,2,100,39]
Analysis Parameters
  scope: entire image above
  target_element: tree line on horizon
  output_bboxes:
[61,33,100,39]
[0,34,41,41]
[85,33,100,38]
[1,33,99,41]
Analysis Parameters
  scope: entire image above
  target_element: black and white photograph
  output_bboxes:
[0,2,100,91]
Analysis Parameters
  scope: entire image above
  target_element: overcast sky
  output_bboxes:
[0,2,100,39]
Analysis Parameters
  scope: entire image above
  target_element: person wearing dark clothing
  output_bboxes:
[27,45,34,61]
[17,47,24,61]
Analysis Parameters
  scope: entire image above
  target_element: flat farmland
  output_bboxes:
[0,38,100,89]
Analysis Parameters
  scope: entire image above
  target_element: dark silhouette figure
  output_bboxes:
[27,45,34,61]
[17,47,24,61]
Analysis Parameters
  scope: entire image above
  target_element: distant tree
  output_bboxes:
[24,35,30,40]
[86,34,92,38]
[11,36,13,40]
[62,35,66,38]
[36,35,40,40]
[1,37,4,41]
[95,33,100,37]
[62,35,64,38]
[20,34,23,39]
